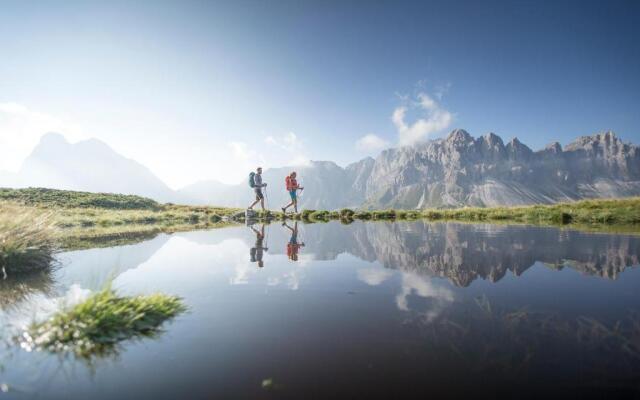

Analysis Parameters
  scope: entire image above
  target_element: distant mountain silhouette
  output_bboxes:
[1,130,639,208]
[2,132,176,202]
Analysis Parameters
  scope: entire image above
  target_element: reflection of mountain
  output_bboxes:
[262,222,640,286]
[55,234,171,290]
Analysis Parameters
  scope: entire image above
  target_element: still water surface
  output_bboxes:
[1,221,640,398]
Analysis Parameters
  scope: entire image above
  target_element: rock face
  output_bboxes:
[362,130,640,208]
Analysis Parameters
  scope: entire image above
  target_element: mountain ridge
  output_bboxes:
[1,130,638,209]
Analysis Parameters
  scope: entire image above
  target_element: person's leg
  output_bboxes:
[283,191,295,212]
[248,198,260,210]
[293,198,298,213]
[260,197,265,211]
[283,221,294,233]
[251,190,263,210]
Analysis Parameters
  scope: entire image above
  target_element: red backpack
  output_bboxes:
[285,176,296,191]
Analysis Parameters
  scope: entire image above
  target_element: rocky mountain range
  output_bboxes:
[1,130,638,209]
[364,129,640,208]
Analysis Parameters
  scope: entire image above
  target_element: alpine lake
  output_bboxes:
[1,220,639,399]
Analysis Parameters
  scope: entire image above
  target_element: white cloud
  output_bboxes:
[224,132,310,182]
[355,133,389,153]
[263,132,309,166]
[0,102,85,171]
[263,132,310,165]
[265,132,303,153]
[393,92,453,146]
[357,268,393,286]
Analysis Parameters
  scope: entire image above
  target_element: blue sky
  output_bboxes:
[1,0,639,187]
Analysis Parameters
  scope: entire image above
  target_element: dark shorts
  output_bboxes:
[289,190,297,201]
[255,189,264,200]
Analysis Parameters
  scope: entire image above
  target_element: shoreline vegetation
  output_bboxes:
[19,285,186,358]
[1,187,639,266]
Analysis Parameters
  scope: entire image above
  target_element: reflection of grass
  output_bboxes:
[21,286,186,358]
[0,205,57,276]
[0,270,55,310]
[59,220,236,250]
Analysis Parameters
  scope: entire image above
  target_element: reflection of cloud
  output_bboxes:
[229,260,253,285]
[2,284,91,334]
[282,269,303,290]
[357,268,393,286]
[395,273,454,321]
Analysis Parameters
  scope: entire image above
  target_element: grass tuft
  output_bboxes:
[21,286,186,357]
[0,205,57,276]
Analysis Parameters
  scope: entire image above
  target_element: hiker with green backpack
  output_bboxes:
[247,167,267,211]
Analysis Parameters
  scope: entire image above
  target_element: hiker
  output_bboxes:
[249,224,268,268]
[283,220,305,261]
[281,171,303,214]
[248,167,267,211]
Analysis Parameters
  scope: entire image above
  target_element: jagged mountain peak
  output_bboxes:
[543,141,563,154]
[446,129,473,143]
[565,130,626,150]
[483,132,503,144]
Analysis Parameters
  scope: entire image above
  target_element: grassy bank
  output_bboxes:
[277,198,640,228]
[419,197,640,225]
[0,188,241,249]
[20,286,186,357]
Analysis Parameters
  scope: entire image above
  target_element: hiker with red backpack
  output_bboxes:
[281,171,303,214]
[247,167,267,211]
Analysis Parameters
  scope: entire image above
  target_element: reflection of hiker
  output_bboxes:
[283,221,305,261]
[248,167,267,211]
[281,171,304,214]
[249,224,268,268]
